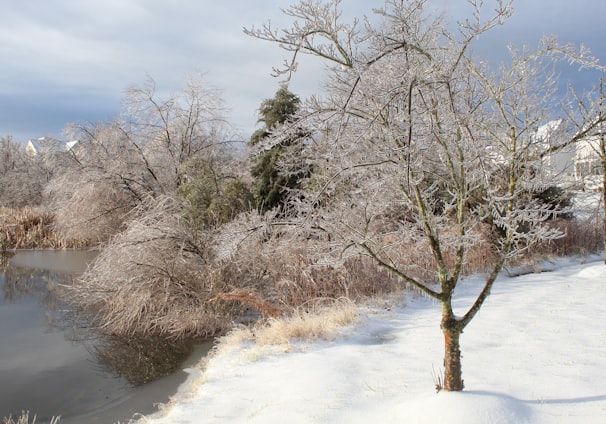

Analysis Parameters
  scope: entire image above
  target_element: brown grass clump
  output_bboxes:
[0,207,89,249]
[212,298,359,358]
[2,411,60,424]
[254,298,359,346]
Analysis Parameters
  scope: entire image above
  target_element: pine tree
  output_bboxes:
[249,86,306,213]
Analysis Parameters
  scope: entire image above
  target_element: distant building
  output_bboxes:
[534,120,576,184]
[25,136,79,156]
[574,125,604,190]
[533,119,604,190]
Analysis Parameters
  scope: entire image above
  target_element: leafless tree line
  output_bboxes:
[0,136,48,209]
[47,77,234,243]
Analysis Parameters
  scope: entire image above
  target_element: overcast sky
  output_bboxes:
[1,0,605,143]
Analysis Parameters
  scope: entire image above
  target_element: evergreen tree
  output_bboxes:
[249,86,306,213]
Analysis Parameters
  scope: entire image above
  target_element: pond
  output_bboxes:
[0,250,213,423]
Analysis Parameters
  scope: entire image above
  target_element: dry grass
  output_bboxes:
[538,217,603,257]
[254,299,359,345]
[212,298,359,357]
[2,412,60,424]
[0,207,89,249]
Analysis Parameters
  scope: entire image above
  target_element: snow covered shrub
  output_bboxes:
[45,169,134,244]
[65,196,238,340]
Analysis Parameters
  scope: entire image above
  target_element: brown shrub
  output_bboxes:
[363,223,498,285]
[213,236,403,320]
[535,216,603,258]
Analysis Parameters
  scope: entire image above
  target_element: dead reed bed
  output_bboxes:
[213,238,404,317]
[538,216,604,257]
[0,207,89,249]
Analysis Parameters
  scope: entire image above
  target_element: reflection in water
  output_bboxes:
[0,250,211,423]
[94,335,194,386]
[0,252,13,269]
[2,265,62,306]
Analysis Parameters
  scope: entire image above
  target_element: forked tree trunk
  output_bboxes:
[442,321,464,391]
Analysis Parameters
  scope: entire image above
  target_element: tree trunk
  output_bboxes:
[602,154,605,265]
[442,322,464,391]
[599,81,605,265]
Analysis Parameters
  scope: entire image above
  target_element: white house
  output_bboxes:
[574,129,604,190]
[25,136,79,156]
[533,120,577,184]
[533,119,604,190]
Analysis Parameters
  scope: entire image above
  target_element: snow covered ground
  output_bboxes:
[139,255,606,424]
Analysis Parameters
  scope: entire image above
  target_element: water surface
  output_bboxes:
[0,250,212,423]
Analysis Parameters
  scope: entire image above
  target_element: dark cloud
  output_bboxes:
[0,0,604,142]
[0,91,119,142]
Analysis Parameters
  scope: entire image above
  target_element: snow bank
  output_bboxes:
[140,256,606,424]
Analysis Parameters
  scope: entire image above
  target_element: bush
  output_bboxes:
[45,170,134,244]
[177,160,254,230]
[65,196,239,340]
[536,216,603,257]
[212,233,405,317]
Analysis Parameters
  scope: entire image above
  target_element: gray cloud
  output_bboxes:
[0,0,604,142]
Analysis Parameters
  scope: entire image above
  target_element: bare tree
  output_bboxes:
[246,0,605,391]
[46,75,232,242]
[121,75,230,190]
[600,84,606,264]
[0,135,48,208]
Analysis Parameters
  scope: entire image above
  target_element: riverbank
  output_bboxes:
[138,255,606,424]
